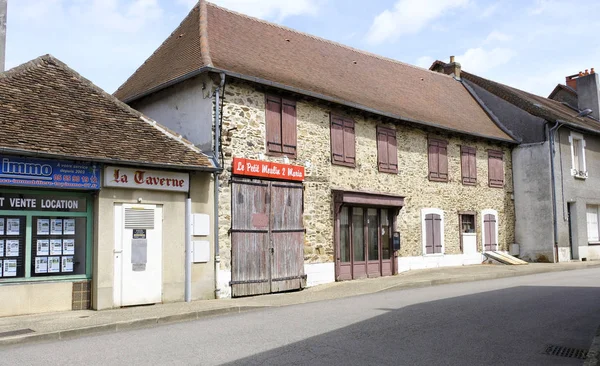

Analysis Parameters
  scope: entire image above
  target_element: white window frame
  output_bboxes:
[421,208,445,256]
[587,205,600,244]
[481,209,499,252]
[569,132,588,179]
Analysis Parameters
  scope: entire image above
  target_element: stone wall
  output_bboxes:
[218,79,515,270]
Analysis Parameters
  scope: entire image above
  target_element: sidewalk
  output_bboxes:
[1,261,599,347]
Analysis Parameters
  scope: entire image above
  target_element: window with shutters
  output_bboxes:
[569,132,587,179]
[330,114,356,167]
[461,146,477,185]
[422,208,444,255]
[587,205,600,244]
[377,126,398,174]
[428,139,448,182]
[265,95,297,158]
[488,150,504,188]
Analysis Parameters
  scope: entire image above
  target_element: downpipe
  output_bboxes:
[213,72,225,298]
[548,120,562,263]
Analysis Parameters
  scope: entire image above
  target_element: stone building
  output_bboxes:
[432,61,600,263]
[116,1,516,298]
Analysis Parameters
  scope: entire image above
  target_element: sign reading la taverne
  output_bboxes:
[103,166,189,192]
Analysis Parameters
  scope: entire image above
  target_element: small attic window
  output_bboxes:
[352,61,357,64]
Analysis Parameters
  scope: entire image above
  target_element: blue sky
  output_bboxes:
[6,0,600,97]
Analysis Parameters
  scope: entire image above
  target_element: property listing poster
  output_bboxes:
[61,256,73,272]
[0,239,3,257]
[6,240,19,256]
[50,219,63,235]
[63,219,75,235]
[0,218,4,235]
[35,257,48,274]
[6,218,19,235]
[0,259,2,277]
[3,259,16,277]
[48,257,60,273]
[62,239,75,255]
[50,239,62,255]
[37,239,50,256]
[37,219,50,235]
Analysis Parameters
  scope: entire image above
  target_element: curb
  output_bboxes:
[0,306,266,348]
[585,325,600,366]
[377,263,600,293]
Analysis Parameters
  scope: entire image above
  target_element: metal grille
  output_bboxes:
[124,208,154,229]
[544,345,588,360]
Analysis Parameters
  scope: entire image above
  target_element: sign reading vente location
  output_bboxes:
[104,166,189,192]
[232,157,304,181]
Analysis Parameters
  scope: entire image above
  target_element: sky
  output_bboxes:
[5,0,600,97]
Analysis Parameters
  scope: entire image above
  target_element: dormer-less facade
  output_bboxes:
[116,1,516,298]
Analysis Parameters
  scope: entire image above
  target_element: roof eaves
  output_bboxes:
[121,67,209,103]
[211,67,516,144]
[461,80,521,143]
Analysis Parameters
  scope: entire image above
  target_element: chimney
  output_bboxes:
[0,0,5,72]
[443,55,461,80]
[566,74,578,90]
[576,68,600,120]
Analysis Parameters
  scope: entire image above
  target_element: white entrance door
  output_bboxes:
[114,203,162,307]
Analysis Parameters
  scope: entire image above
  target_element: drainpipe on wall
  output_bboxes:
[548,120,563,263]
[184,195,192,302]
[213,72,225,298]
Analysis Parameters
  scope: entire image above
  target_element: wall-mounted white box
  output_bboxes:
[192,213,210,236]
[193,240,210,263]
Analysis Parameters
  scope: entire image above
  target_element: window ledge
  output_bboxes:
[588,241,600,246]
[423,253,445,257]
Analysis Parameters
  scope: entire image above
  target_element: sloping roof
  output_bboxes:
[548,83,577,99]
[0,55,215,170]
[444,66,600,134]
[114,1,515,143]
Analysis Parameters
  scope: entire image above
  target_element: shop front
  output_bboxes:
[333,190,404,281]
[0,155,99,316]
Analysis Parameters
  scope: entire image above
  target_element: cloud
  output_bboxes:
[456,47,516,74]
[207,0,321,21]
[68,0,163,33]
[365,0,468,44]
[484,31,512,44]
[480,3,499,18]
[416,56,434,69]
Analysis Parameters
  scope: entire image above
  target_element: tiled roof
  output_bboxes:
[114,1,515,143]
[0,55,215,170]
[456,69,600,134]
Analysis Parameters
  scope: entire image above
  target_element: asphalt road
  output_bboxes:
[2,268,600,366]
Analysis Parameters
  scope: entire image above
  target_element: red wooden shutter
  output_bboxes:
[343,119,355,165]
[387,131,398,173]
[461,146,477,185]
[266,96,282,153]
[377,128,389,171]
[330,115,345,163]
[488,150,504,188]
[281,99,297,157]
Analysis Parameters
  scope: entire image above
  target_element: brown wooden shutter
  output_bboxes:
[425,214,434,254]
[330,115,345,163]
[387,131,398,173]
[425,213,442,254]
[488,150,504,188]
[266,96,282,153]
[461,146,477,185]
[281,99,297,157]
[343,119,355,165]
[484,214,497,251]
[377,128,389,171]
[428,139,448,182]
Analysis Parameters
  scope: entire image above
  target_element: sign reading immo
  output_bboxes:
[0,156,100,190]
[104,166,189,192]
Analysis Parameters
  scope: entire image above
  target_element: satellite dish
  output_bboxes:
[577,108,593,117]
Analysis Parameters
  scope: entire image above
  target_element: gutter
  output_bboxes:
[0,147,221,173]
[121,66,518,145]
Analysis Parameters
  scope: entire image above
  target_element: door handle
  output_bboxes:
[269,247,274,254]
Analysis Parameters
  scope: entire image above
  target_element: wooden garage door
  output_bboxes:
[230,178,305,297]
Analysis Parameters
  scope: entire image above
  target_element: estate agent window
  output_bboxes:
[587,205,600,243]
[0,192,91,281]
[377,126,398,174]
[461,146,477,185]
[428,139,448,182]
[265,95,297,158]
[330,114,356,167]
[569,132,587,179]
[488,150,504,188]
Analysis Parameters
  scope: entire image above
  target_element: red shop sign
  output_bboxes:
[232,157,304,181]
